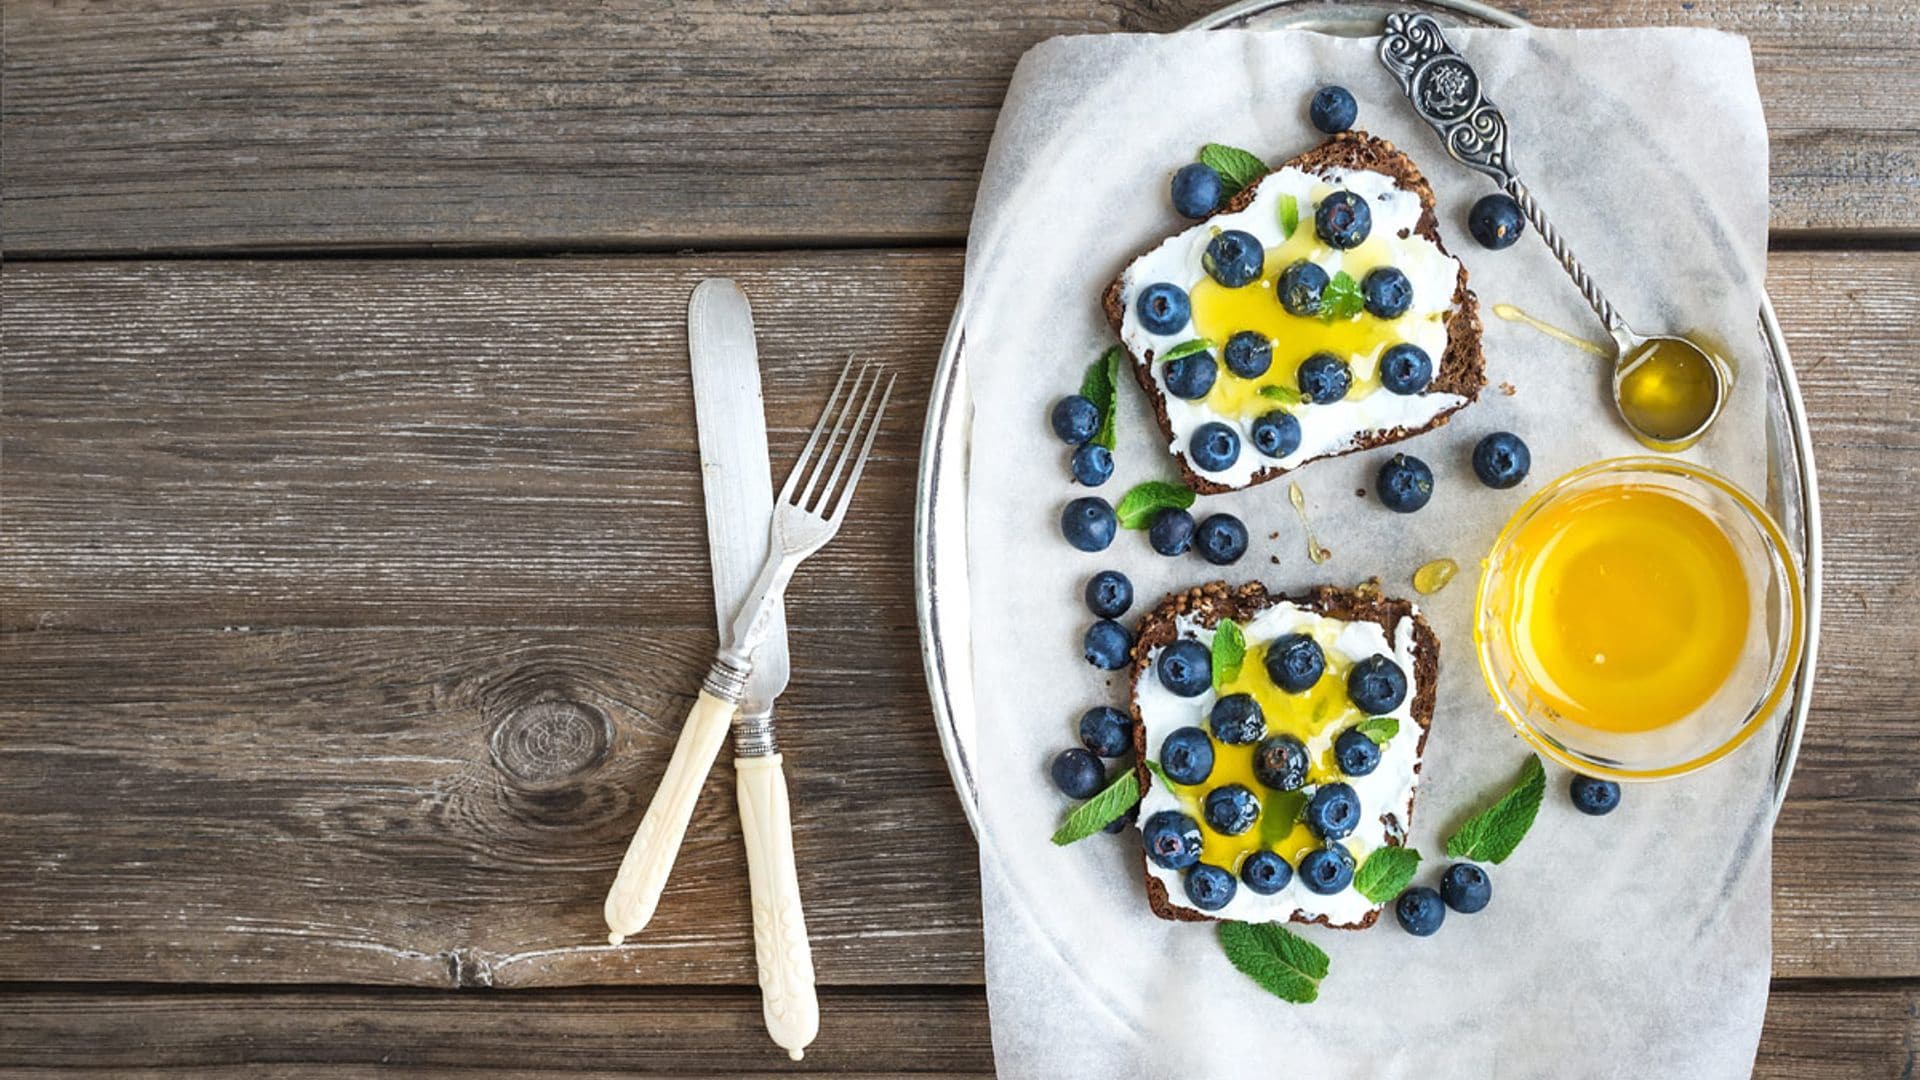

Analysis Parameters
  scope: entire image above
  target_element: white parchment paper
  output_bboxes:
[962,28,1773,1080]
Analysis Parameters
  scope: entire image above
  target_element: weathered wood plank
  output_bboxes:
[0,981,1911,1076]
[0,627,1913,985]
[3,0,1915,254]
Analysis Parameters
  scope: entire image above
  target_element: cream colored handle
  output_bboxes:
[736,753,819,1061]
[604,688,736,945]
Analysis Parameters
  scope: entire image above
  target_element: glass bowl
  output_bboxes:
[1474,458,1806,781]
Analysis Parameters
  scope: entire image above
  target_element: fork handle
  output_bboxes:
[737,752,818,1060]
[605,679,739,944]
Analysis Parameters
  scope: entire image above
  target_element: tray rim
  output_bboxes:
[913,0,1823,837]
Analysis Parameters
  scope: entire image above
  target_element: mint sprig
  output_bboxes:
[1159,338,1214,363]
[1353,845,1421,904]
[1320,270,1364,321]
[1051,769,1141,846]
[1356,716,1399,746]
[1258,384,1302,405]
[1277,193,1300,239]
[1143,759,1170,786]
[1218,921,1329,1004]
[1445,754,1546,864]
[1079,347,1121,451]
[1198,143,1267,195]
[1211,620,1246,691]
[1114,480,1195,529]
[1258,790,1307,846]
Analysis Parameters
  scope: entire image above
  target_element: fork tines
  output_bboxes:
[779,356,893,523]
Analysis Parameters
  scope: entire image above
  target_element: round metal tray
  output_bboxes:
[914,0,1822,836]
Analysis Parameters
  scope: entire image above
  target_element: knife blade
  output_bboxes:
[689,279,790,714]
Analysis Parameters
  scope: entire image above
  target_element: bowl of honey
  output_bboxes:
[1475,458,1805,780]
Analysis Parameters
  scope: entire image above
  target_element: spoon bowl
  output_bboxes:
[1610,331,1730,452]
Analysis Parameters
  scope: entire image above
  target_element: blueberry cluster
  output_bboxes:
[1142,630,1411,913]
[1050,571,1146,832]
[1369,429,1532,515]
[1050,394,1113,489]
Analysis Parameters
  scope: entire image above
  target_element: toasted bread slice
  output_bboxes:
[1128,581,1437,928]
[1104,132,1485,494]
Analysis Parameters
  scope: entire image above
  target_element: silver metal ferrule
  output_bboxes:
[733,707,778,757]
[701,656,752,704]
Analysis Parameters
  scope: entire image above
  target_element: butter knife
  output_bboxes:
[686,278,818,1060]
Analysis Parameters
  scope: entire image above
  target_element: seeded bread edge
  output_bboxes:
[1101,131,1486,495]
[1126,580,1439,930]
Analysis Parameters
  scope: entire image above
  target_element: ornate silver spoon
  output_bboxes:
[1378,12,1729,451]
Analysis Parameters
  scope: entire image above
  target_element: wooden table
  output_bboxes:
[2,3,1915,1075]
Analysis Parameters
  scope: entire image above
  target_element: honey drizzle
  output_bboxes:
[1289,482,1332,564]
[1491,303,1609,358]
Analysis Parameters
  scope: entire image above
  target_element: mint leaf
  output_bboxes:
[1353,845,1422,904]
[1114,480,1196,530]
[1218,921,1329,1004]
[1278,193,1300,239]
[1320,270,1363,321]
[1356,716,1400,745]
[1258,384,1302,405]
[1211,620,1245,691]
[1199,143,1267,195]
[1159,338,1213,363]
[1445,754,1547,864]
[1143,759,1170,786]
[1080,347,1121,451]
[1051,769,1142,846]
[1259,790,1307,846]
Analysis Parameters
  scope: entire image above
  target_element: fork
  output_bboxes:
[605,357,894,945]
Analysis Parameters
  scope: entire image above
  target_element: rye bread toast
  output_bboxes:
[1104,132,1485,495]
[1128,581,1438,929]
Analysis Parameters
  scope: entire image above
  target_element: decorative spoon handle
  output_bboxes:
[1378,12,1624,337]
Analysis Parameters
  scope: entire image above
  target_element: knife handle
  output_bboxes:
[736,751,819,1060]
[604,683,738,945]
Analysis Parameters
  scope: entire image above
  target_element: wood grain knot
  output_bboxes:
[489,699,611,789]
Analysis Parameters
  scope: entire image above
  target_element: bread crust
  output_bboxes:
[1126,580,1439,929]
[1103,132,1485,494]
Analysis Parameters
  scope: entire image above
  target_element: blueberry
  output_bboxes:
[1315,190,1372,249]
[1060,496,1117,551]
[1296,352,1353,404]
[1305,782,1361,840]
[1440,862,1492,914]
[1347,655,1408,715]
[1171,162,1224,219]
[1362,266,1412,319]
[1070,443,1113,487]
[1334,726,1381,777]
[1160,726,1215,785]
[1084,569,1133,618]
[1309,85,1358,134]
[1141,810,1204,870]
[1277,260,1329,316]
[1379,343,1433,395]
[1195,512,1249,566]
[1156,639,1212,697]
[1204,784,1261,836]
[1241,851,1294,895]
[1204,229,1265,289]
[1078,706,1134,758]
[1148,507,1196,557]
[1264,632,1325,692]
[1251,410,1302,458]
[1137,282,1192,335]
[1050,748,1105,799]
[1376,453,1433,513]
[1209,693,1265,745]
[1103,803,1140,835]
[1189,422,1241,473]
[1083,619,1134,670]
[1223,331,1273,379]
[1163,351,1218,400]
[1472,431,1531,489]
[1570,774,1622,816]
[1299,844,1355,895]
[1185,863,1238,911]
[1254,735,1310,791]
[1050,395,1100,445]
[1469,193,1526,250]
[1395,885,1446,936]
